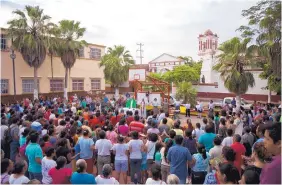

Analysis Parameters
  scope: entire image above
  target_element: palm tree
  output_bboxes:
[56,20,86,100]
[46,25,60,81]
[7,5,53,100]
[100,45,135,98]
[213,37,255,111]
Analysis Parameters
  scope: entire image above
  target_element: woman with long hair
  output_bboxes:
[48,156,72,184]
[160,139,174,183]
[190,144,210,184]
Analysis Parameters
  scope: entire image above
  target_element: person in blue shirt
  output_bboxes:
[167,135,192,184]
[70,159,96,184]
[25,131,43,182]
[190,144,210,184]
[198,125,216,152]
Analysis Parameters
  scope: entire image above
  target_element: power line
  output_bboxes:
[136,43,144,64]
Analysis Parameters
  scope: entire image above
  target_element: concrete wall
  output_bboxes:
[1,39,106,95]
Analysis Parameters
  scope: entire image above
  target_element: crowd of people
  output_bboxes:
[0,94,281,184]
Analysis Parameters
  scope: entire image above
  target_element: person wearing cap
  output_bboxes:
[95,164,119,184]
[70,159,96,184]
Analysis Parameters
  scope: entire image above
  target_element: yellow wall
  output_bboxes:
[1,37,106,95]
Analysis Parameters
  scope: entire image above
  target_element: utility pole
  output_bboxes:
[136,43,144,64]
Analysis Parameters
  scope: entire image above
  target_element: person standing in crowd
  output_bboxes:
[41,147,56,184]
[198,125,216,152]
[234,113,243,135]
[260,123,281,184]
[216,163,240,184]
[218,118,227,139]
[129,115,145,133]
[185,102,191,117]
[158,118,170,135]
[77,129,95,174]
[95,130,112,175]
[9,117,20,162]
[172,120,183,136]
[25,132,43,182]
[231,134,246,174]
[145,164,166,184]
[160,139,173,183]
[95,164,119,184]
[48,156,72,184]
[209,136,223,160]
[163,112,174,129]
[128,131,144,183]
[167,135,192,184]
[112,135,129,184]
[190,144,210,184]
[70,159,96,184]
[145,133,158,173]
[1,158,13,184]
[192,123,205,141]
[9,160,30,184]
[222,128,233,147]
[183,129,197,155]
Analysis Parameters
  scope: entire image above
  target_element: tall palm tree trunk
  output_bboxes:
[235,95,241,112]
[64,67,68,100]
[34,67,39,100]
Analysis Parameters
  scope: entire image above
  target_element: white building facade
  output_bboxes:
[195,30,278,102]
[148,53,185,73]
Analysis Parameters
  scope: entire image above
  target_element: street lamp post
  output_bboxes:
[10,38,16,96]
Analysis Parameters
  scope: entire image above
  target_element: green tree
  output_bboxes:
[237,1,281,94]
[178,56,203,75]
[100,45,135,98]
[175,82,197,106]
[213,37,255,111]
[46,25,60,81]
[7,5,53,99]
[164,65,200,84]
[56,20,86,100]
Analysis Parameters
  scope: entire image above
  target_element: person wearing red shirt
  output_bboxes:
[90,112,102,129]
[44,108,51,120]
[48,156,72,184]
[41,135,52,154]
[126,111,134,125]
[129,115,145,133]
[231,134,246,174]
[111,110,121,126]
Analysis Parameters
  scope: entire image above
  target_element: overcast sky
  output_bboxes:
[0,0,258,63]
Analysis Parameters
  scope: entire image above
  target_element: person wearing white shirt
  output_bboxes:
[95,164,119,184]
[42,148,56,184]
[185,103,191,117]
[209,136,223,159]
[221,128,234,147]
[71,103,77,114]
[9,161,30,184]
[48,110,55,120]
[192,123,205,141]
[95,130,113,175]
[112,136,129,184]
